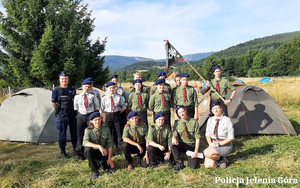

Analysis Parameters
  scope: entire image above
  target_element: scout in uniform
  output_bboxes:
[173,73,199,120]
[101,82,126,147]
[74,78,100,159]
[171,74,181,108]
[122,111,148,171]
[51,72,77,158]
[129,72,149,94]
[128,79,149,126]
[149,79,172,128]
[85,77,101,108]
[208,65,237,116]
[149,71,171,95]
[147,112,172,168]
[170,105,201,172]
[83,112,115,180]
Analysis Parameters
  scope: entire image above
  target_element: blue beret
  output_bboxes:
[105,81,116,87]
[59,72,68,77]
[176,105,185,115]
[157,71,166,77]
[210,101,221,109]
[82,78,93,85]
[154,112,165,121]
[132,79,143,85]
[89,112,101,121]
[110,75,118,80]
[127,111,138,119]
[180,73,190,78]
[155,78,165,85]
[212,65,221,73]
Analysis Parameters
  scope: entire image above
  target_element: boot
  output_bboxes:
[60,148,70,159]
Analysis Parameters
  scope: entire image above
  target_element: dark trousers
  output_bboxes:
[84,147,108,172]
[186,105,195,119]
[137,111,148,126]
[119,110,127,128]
[147,146,172,165]
[169,140,200,169]
[76,113,90,157]
[153,111,171,129]
[122,142,146,165]
[56,110,77,151]
[106,111,123,147]
[211,99,228,116]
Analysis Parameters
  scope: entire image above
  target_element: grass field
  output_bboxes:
[0,77,300,188]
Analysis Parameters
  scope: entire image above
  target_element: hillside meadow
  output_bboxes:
[0,77,299,187]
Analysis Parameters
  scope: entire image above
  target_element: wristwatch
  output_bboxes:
[229,98,232,102]
[217,143,221,147]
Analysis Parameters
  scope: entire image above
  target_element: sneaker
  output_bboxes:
[127,164,134,171]
[91,172,100,180]
[218,157,229,169]
[173,162,185,172]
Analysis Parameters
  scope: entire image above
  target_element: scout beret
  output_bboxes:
[127,111,138,119]
[59,72,68,77]
[154,112,165,121]
[132,79,143,85]
[155,78,165,85]
[110,75,118,80]
[89,112,101,120]
[105,81,116,87]
[157,71,166,77]
[210,101,221,109]
[212,65,221,73]
[176,105,185,115]
[82,78,93,85]
[180,73,190,78]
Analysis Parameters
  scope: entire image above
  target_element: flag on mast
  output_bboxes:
[165,40,184,73]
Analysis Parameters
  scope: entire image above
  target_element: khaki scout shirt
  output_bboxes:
[147,124,171,148]
[149,90,172,113]
[173,85,199,108]
[128,92,149,112]
[83,125,114,149]
[122,122,148,145]
[150,83,171,96]
[210,78,236,99]
[172,117,201,144]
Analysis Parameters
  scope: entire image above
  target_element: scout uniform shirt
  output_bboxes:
[101,93,126,113]
[122,122,148,145]
[149,83,172,96]
[147,124,171,149]
[149,90,172,113]
[128,91,149,112]
[172,117,201,144]
[205,115,234,140]
[74,92,100,114]
[173,85,199,108]
[83,125,114,150]
[210,78,236,100]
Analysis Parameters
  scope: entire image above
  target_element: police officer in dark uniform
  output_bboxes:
[51,72,77,158]
[150,71,171,95]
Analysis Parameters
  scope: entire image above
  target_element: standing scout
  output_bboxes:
[147,113,172,168]
[173,73,199,120]
[149,79,172,128]
[101,82,126,147]
[51,72,77,158]
[130,72,149,93]
[128,79,149,126]
[84,77,101,108]
[209,65,237,116]
[122,111,148,170]
[74,78,100,159]
[170,106,201,172]
[150,71,171,95]
[83,112,114,180]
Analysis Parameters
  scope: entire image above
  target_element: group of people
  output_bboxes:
[51,65,237,180]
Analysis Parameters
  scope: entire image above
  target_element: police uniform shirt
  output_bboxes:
[116,86,128,101]
[173,85,199,108]
[128,91,149,112]
[74,92,100,114]
[82,125,114,150]
[149,83,171,96]
[52,87,76,109]
[210,78,236,100]
[205,115,234,140]
[122,122,148,145]
[149,90,172,113]
[172,117,201,144]
[147,124,171,148]
[101,93,126,113]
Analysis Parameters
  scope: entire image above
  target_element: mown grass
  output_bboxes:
[0,77,300,187]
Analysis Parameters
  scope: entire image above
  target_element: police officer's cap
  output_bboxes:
[127,111,138,119]
[155,78,165,85]
[59,72,68,77]
[157,71,166,77]
[105,81,116,88]
[132,79,143,85]
[82,78,93,85]
[154,112,165,121]
[212,65,221,73]
[180,73,190,78]
[210,101,221,109]
[176,105,185,115]
[110,75,118,80]
[89,112,101,121]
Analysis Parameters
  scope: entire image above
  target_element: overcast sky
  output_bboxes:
[1,0,300,59]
